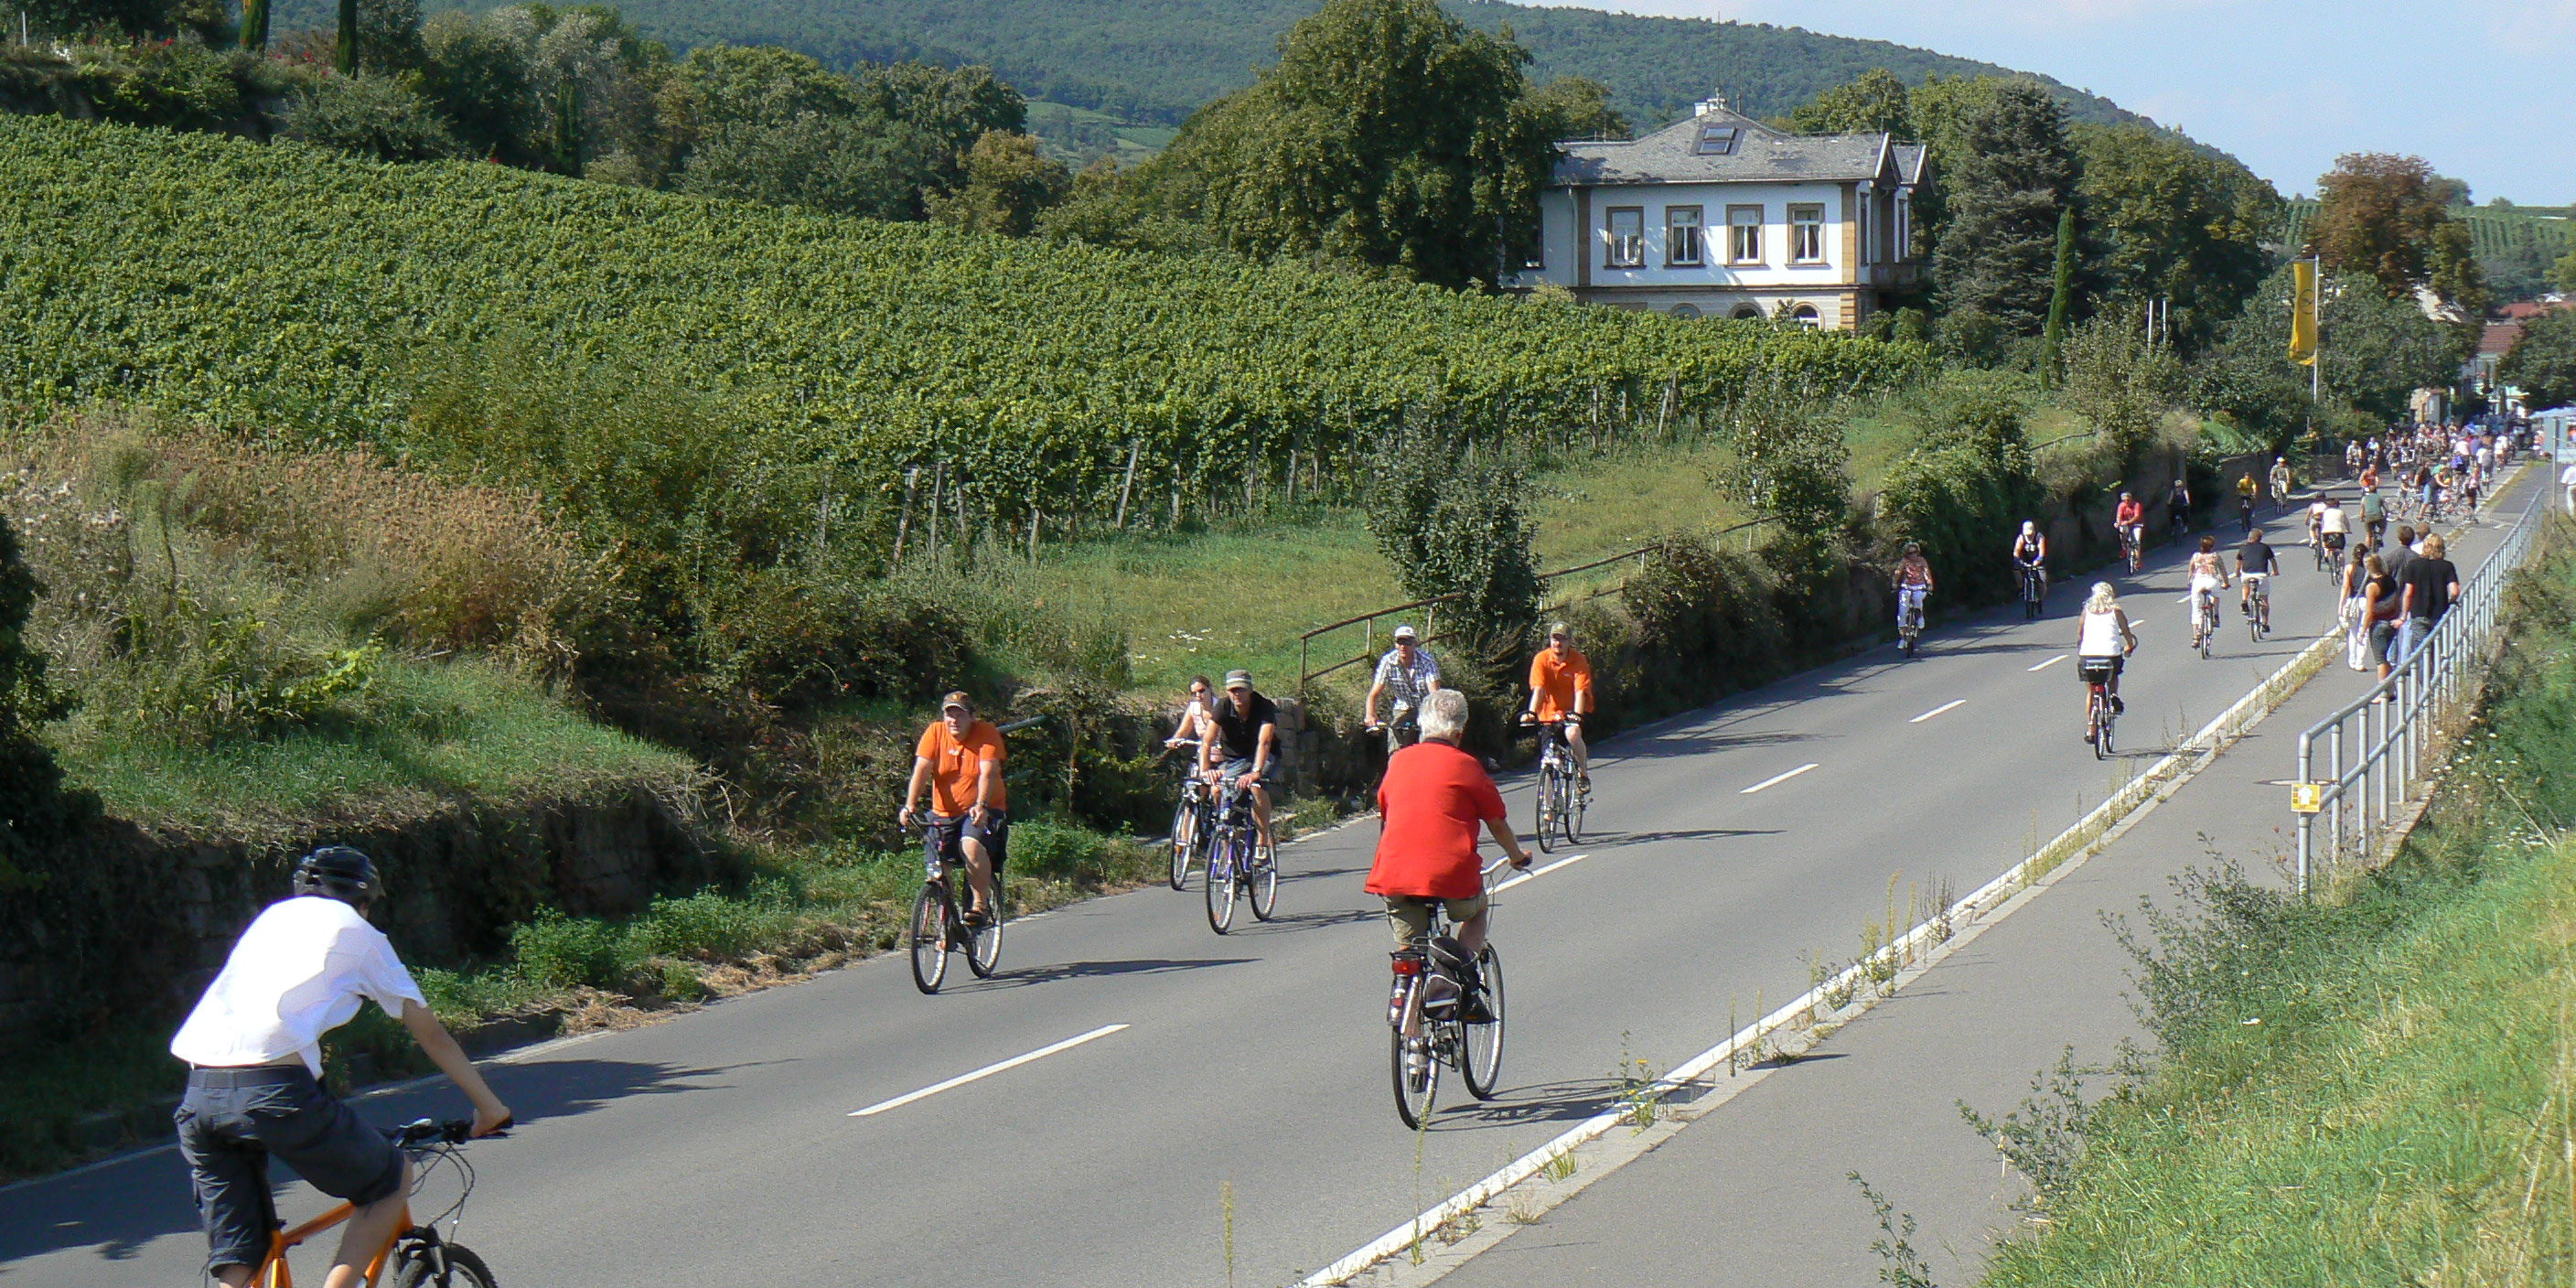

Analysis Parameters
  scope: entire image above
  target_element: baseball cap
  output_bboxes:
[1223,670,1253,691]
[1392,624,1417,640]
[940,691,971,713]
[1548,621,1570,638]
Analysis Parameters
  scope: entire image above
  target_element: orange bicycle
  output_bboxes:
[243,1118,506,1287]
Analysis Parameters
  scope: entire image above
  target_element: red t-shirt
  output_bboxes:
[1367,741,1508,900]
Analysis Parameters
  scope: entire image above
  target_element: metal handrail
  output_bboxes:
[2290,465,2549,893]
[1296,516,1770,690]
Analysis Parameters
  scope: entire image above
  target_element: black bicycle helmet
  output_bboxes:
[293,845,381,906]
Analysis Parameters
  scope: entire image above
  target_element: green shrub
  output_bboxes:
[68,38,251,131]
[1007,818,1106,881]
[284,71,462,161]
[633,888,787,962]
[701,571,972,713]
[506,906,620,988]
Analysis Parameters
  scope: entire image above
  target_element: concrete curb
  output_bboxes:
[1303,626,2344,1287]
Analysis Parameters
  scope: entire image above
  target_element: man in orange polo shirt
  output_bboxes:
[1522,621,1595,791]
[900,691,1007,926]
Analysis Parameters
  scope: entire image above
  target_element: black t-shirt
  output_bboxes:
[2237,539,2276,574]
[2399,557,2458,622]
[1211,692,1279,760]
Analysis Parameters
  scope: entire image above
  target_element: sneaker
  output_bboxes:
[1577,773,1592,796]
[2111,696,2126,714]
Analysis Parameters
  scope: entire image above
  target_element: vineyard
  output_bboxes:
[0,114,1927,559]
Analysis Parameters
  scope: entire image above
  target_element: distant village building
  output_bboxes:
[1508,96,1927,331]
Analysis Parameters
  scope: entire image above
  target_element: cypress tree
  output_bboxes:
[241,0,269,50]
[1932,80,2080,336]
[337,0,359,72]
[2040,205,2077,382]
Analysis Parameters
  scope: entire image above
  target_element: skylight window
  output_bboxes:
[1696,125,1739,156]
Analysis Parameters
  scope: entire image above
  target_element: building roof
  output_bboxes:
[1552,103,1910,188]
[2478,320,2523,358]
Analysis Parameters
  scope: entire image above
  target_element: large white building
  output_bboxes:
[1507,98,1928,331]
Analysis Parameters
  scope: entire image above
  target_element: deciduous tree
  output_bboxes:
[2071,123,2282,348]
[1782,67,1911,136]
[2193,264,2464,442]
[0,514,84,890]
[2313,153,2487,312]
[2498,309,2576,413]
[930,130,1073,236]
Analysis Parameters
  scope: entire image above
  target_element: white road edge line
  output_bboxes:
[2028,653,2067,672]
[1493,853,1588,893]
[848,1024,1127,1118]
[1908,699,1965,724]
[1298,623,2352,1287]
[1738,763,1818,794]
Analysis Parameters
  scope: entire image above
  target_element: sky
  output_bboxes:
[1605,0,2574,204]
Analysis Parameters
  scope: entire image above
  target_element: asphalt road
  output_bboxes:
[1,497,2372,1287]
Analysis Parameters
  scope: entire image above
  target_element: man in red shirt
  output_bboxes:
[2114,491,2145,555]
[1368,690,1530,1050]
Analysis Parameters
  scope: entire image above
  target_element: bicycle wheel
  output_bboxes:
[1205,838,1239,934]
[908,885,950,994]
[1460,945,1506,1100]
[966,891,1004,979]
[2100,709,2117,757]
[1390,1025,1440,1130]
[1562,775,1584,845]
[1534,766,1560,854]
[1167,800,1195,890]
[392,1244,499,1288]
[1248,841,1280,921]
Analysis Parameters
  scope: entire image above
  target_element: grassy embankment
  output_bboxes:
[1977,514,2576,1286]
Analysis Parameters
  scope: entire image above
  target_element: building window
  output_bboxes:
[1731,304,1764,320]
[1789,204,1827,263]
[1695,124,1739,156]
[1895,195,1911,260]
[1727,205,1763,264]
[1670,303,1701,320]
[1666,206,1703,266]
[1605,207,1645,268]
[1790,304,1821,328]
[1858,199,1873,265]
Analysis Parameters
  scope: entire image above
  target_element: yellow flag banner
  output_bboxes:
[2288,260,2318,366]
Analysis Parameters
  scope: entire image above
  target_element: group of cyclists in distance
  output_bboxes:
[1900,419,2522,737]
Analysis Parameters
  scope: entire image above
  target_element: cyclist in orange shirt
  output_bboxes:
[1522,622,1595,792]
[900,691,1007,926]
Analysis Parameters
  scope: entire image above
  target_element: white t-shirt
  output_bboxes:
[171,896,424,1076]
[2320,506,2348,534]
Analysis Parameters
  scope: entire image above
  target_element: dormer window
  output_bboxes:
[1696,125,1739,156]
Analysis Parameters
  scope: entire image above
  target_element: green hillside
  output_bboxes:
[0,113,1916,530]
[270,0,2158,132]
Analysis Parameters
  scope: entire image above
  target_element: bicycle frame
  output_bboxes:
[252,1198,409,1287]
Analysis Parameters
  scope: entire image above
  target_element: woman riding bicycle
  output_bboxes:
[2077,583,2140,724]
[1366,689,1531,1071]
[2186,534,2230,649]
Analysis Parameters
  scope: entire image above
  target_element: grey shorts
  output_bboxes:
[176,1065,405,1272]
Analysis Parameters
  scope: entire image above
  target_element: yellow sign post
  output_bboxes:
[2290,781,2324,814]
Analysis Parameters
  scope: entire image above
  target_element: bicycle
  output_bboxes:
[2238,498,2256,537]
[1529,718,1583,853]
[2120,524,2143,574]
[1388,858,1511,1130]
[240,1118,508,1288]
[2082,658,2120,759]
[2318,531,2345,576]
[1895,585,1927,657]
[1201,771,1278,934]
[2243,574,2270,640]
[2191,583,2219,660]
[1164,740,1211,891]
[2017,562,2046,619]
[907,817,1004,993]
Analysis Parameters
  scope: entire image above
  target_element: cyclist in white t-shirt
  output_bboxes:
[170,848,511,1288]
[2077,582,2140,724]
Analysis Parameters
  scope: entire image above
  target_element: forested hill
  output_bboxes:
[270,0,2155,131]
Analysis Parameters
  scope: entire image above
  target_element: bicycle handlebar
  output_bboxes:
[391,1117,510,1148]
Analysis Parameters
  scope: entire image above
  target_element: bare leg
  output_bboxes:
[1566,725,1589,781]
[322,1160,411,1288]
[215,1267,255,1288]
[1250,786,1274,850]
[962,836,994,915]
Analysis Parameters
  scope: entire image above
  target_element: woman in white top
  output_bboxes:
[1165,675,1214,749]
[2185,534,2230,649]
[2077,582,2140,722]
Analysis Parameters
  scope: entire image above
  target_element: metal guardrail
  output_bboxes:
[2290,470,2551,893]
[1294,516,1770,690]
